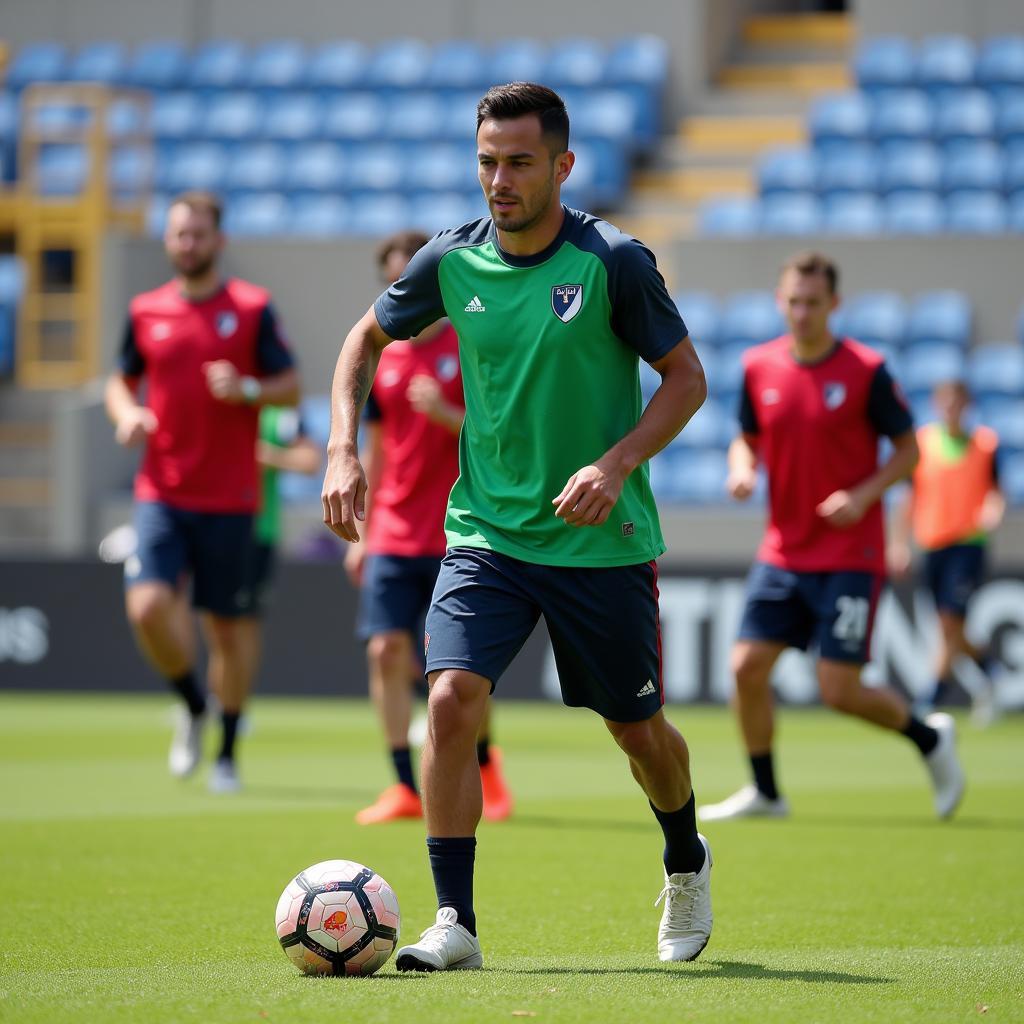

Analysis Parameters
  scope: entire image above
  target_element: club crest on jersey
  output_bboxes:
[216,311,238,338]
[436,355,458,382]
[823,381,847,410]
[551,284,583,323]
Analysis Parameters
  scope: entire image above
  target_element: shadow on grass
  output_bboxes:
[500,958,893,985]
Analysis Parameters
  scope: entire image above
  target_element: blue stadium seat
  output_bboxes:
[841,291,907,348]
[605,34,669,143]
[0,255,26,377]
[36,144,88,195]
[759,193,822,235]
[105,97,146,140]
[823,193,884,236]
[385,93,446,141]
[223,193,291,237]
[996,89,1024,143]
[323,93,384,141]
[306,41,369,90]
[906,290,973,348]
[0,93,17,185]
[290,194,351,237]
[439,91,480,143]
[699,197,759,237]
[366,39,431,89]
[978,397,1024,451]
[675,449,730,504]
[870,89,933,141]
[998,451,1024,504]
[416,142,477,192]
[967,343,1024,397]
[7,43,67,89]
[159,142,228,192]
[26,99,89,135]
[933,89,996,142]
[224,142,288,194]
[902,341,967,393]
[426,41,487,90]
[348,193,412,237]
[671,398,729,449]
[145,194,171,237]
[1011,193,1024,231]
[263,93,323,141]
[878,141,942,193]
[720,291,784,347]
[712,341,753,397]
[246,40,306,90]
[977,35,1024,90]
[108,145,152,196]
[544,39,606,89]
[201,91,264,141]
[672,292,720,347]
[346,144,405,192]
[817,144,877,196]
[1003,139,1024,192]
[916,35,977,92]
[871,344,902,380]
[67,42,125,85]
[409,191,482,235]
[758,147,818,195]
[126,41,188,90]
[883,191,944,234]
[488,39,546,85]
[942,140,1004,193]
[809,92,871,144]
[855,37,915,92]
[284,141,346,193]
[187,40,247,90]
[570,138,628,208]
[638,359,662,404]
[574,90,640,148]
[945,191,1008,233]
[150,92,201,141]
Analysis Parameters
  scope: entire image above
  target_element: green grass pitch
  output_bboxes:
[1,693,1022,1023]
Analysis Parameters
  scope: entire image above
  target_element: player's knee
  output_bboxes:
[205,616,244,658]
[818,677,857,714]
[367,632,410,676]
[126,587,174,633]
[732,646,774,694]
[427,675,486,743]
[609,719,659,763]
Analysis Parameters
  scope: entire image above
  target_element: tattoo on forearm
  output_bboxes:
[350,361,371,409]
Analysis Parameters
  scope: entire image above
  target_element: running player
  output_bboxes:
[323,83,711,969]
[104,191,299,792]
[699,251,965,824]
[888,378,1004,724]
[345,230,513,825]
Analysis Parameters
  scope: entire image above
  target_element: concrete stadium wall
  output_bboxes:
[854,0,1024,39]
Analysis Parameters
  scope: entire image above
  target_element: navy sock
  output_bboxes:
[749,752,779,801]
[902,715,939,756]
[476,737,491,767]
[426,836,477,935]
[169,670,205,717]
[218,711,240,762]
[650,793,706,876]
[390,747,416,792]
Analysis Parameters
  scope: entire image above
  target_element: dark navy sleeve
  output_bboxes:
[118,316,145,377]
[606,239,688,363]
[373,234,448,340]
[363,390,382,423]
[255,304,295,375]
[992,445,1001,487]
[738,378,759,435]
[867,363,914,438]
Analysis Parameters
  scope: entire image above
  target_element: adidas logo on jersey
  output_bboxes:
[464,295,486,312]
[636,680,657,698]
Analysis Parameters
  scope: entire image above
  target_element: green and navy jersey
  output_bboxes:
[373,206,688,568]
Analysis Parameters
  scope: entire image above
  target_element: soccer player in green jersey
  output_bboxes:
[322,83,710,969]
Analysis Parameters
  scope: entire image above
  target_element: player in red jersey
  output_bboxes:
[699,251,965,822]
[104,191,300,793]
[345,231,513,825]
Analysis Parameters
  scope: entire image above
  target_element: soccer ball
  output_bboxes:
[275,859,400,976]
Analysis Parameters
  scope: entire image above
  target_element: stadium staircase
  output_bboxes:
[0,383,53,550]
[621,11,853,245]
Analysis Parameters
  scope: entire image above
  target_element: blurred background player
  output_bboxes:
[104,191,300,793]
[700,250,965,823]
[345,230,513,825]
[889,379,1004,725]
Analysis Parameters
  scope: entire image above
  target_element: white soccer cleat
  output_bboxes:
[697,784,789,822]
[924,712,965,819]
[656,833,713,962]
[394,907,483,972]
[208,757,241,794]
[168,708,205,778]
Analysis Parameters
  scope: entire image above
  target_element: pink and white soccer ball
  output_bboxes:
[275,859,400,976]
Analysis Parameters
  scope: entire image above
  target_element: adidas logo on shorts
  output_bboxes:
[636,680,657,698]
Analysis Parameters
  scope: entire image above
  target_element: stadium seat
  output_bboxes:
[855,37,916,92]
[263,93,323,141]
[108,145,152,196]
[416,142,477,193]
[574,90,640,148]
[224,142,288,194]
[439,91,481,143]
[720,291,784,347]
[488,39,546,85]
[998,451,1024,504]
[977,397,1024,451]
[713,341,753,397]
[823,193,884,235]
[571,138,628,207]
[0,255,26,377]
[150,92,201,141]
[67,42,125,85]
[942,140,1004,193]
[906,290,972,348]
[348,193,412,236]
[306,41,369,90]
[284,141,346,193]
[7,43,67,89]
[246,40,306,90]
[902,341,967,393]
[187,40,247,90]
[409,191,482,235]
[365,39,431,89]
[346,144,406,191]
[817,144,878,196]
[0,93,16,185]
[126,40,187,89]
[672,292,720,348]
[883,191,944,234]
[699,197,759,237]
[945,191,1008,233]
[426,41,487,90]
[967,343,1024,396]
[916,35,977,92]
[544,39,606,89]
[977,35,1024,90]
[105,97,146,140]
[201,92,264,141]
[671,398,730,449]
[996,89,1024,143]
[290,194,351,237]
[878,141,943,194]
[385,93,446,141]
[759,193,822,235]
[809,92,871,145]
[322,93,385,141]
[605,34,669,144]
[159,142,228,192]
[26,99,90,135]
[841,291,907,348]
[36,144,89,196]
[223,192,291,236]
[1011,193,1024,231]
[674,449,730,504]
[870,89,933,141]
[758,147,818,195]
[933,89,996,142]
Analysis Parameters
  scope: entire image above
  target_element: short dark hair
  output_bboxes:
[376,229,430,270]
[476,82,570,156]
[781,250,839,295]
[169,190,222,229]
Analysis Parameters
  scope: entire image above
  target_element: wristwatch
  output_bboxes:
[240,376,262,404]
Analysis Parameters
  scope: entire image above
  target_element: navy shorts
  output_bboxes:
[924,543,986,617]
[424,547,664,723]
[737,560,884,664]
[125,500,255,617]
[242,541,277,617]
[357,554,443,640]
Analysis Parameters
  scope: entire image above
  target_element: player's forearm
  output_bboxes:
[259,439,321,475]
[889,488,914,547]
[104,374,140,424]
[854,432,919,508]
[327,316,386,458]
[728,435,758,474]
[254,367,301,407]
[436,403,465,436]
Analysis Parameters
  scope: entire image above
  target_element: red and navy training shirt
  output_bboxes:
[119,278,294,513]
[739,335,913,574]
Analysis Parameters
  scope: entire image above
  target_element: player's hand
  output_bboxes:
[203,360,245,403]
[406,375,446,421]
[344,542,367,586]
[816,489,868,528]
[887,541,912,579]
[726,467,757,502]
[114,406,158,447]
[322,447,367,543]
[552,460,625,527]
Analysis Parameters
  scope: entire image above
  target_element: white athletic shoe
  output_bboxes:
[656,834,713,962]
[394,907,483,972]
[924,712,965,819]
[970,687,1000,729]
[697,784,789,822]
[168,708,205,778]
[208,757,241,794]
